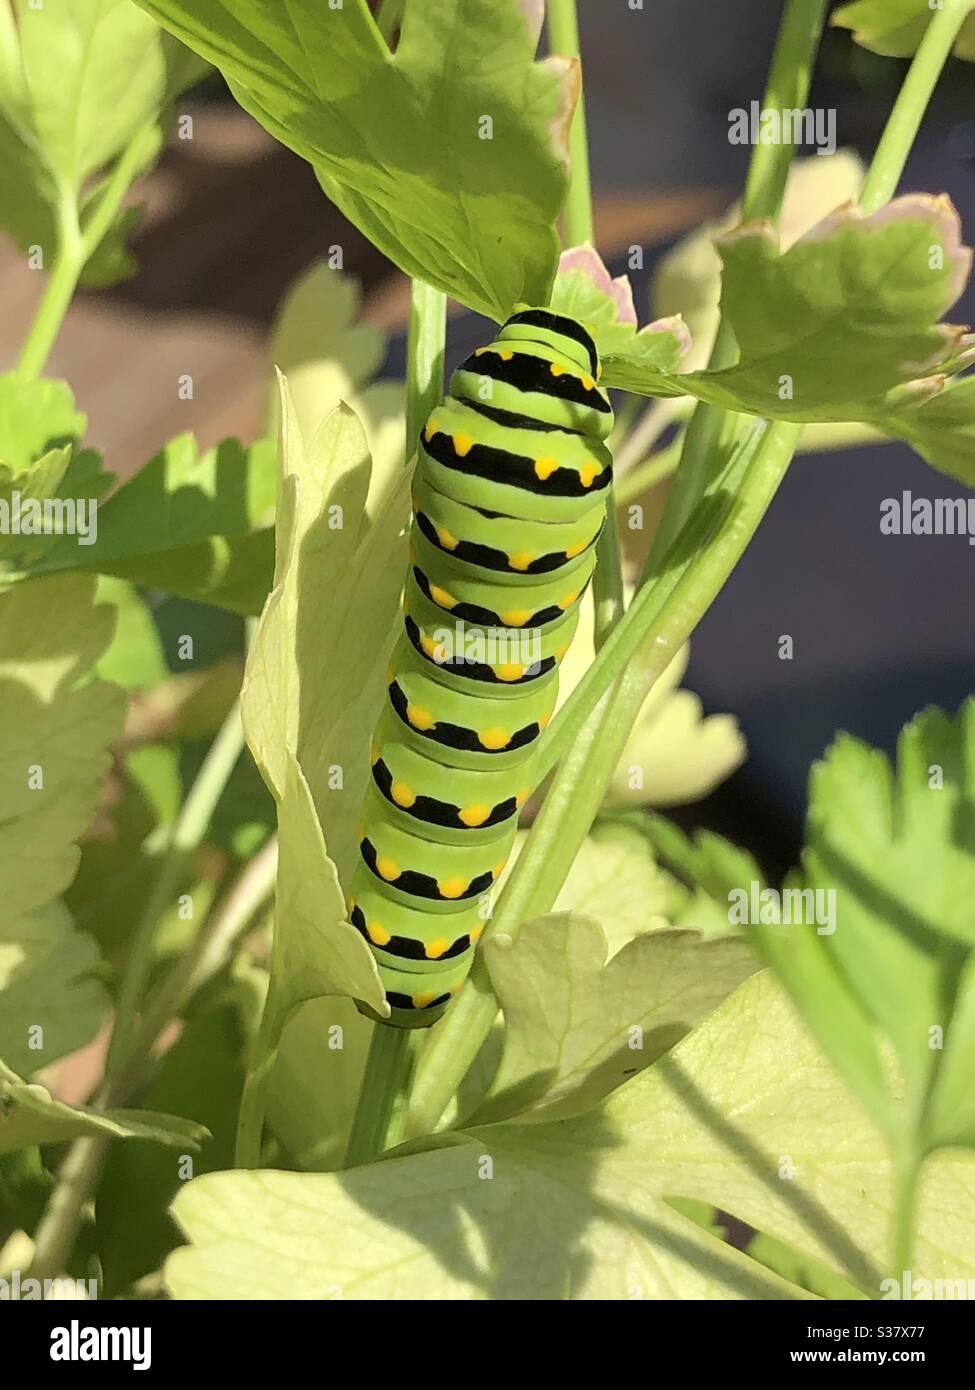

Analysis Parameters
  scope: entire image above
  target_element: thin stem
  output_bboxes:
[546,0,593,247]
[547,0,621,646]
[890,1149,924,1288]
[614,399,682,476]
[28,1136,107,1285]
[17,126,157,381]
[405,278,446,464]
[345,1026,423,1166]
[235,973,284,1168]
[17,192,84,382]
[649,0,828,564]
[858,0,975,215]
[107,699,246,1072]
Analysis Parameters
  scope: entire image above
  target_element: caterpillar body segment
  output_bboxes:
[352,308,614,1028]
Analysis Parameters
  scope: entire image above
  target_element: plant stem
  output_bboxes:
[234,973,284,1168]
[546,0,621,645]
[649,0,828,564]
[16,193,84,382]
[344,1025,423,1166]
[17,125,158,381]
[858,0,975,215]
[405,278,446,464]
[28,1136,107,1285]
[546,0,594,247]
[890,1149,924,1289]
[107,699,246,1073]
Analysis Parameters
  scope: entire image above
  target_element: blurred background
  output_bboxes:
[3,0,973,877]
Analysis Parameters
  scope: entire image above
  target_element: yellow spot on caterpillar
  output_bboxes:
[469,923,484,944]
[559,591,579,609]
[402,597,410,617]
[479,727,511,750]
[413,989,437,1009]
[565,539,588,558]
[492,859,508,879]
[515,787,530,808]
[459,804,491,827]
[407,703,435,731]
[391,782,416,808]
[438,876,468,899]
[386,665,395,684]
[367,922,391,947]
[435,525,458,551]
[425,938,450,960]
[554,643,570,661]
[507,551,534,571]
[534,456,559,481]
[475,347,488,356]
[424,418,439,442]
[377,856,401,881]
[538,713,551,729]
[550,362,565,378]
[498,349,514,361]
[451,980,464,994]
[501,608,532,627]
[597,362,603,382]
[453,431,475,457]
[579,461,601,488]
[429,583,457,609]
[495,662,525,682]
[581,373,595,391]
[370,744,380,765]
[420,634,442,660]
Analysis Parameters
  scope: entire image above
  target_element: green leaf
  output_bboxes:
[243,381,409,892]
[95,974,257,1296]
[881,372,975,485]
[549,244,690,370]
[0,374,86,472]
[0,573,126,920]
[0,902,106,1076]
[0,0,204,283]
[265,995,373,1172]
[165,974,975,1300]
[473,911,756,1123]
[273,752,386,1022]
[0,1060,208,1156]
[134,0,575,319]
[548,823,673,955]
[832,1,975,59]
[797,702,975,1152]
[93,578,168,690]
[604,195,974,424]
[31,435,277,615]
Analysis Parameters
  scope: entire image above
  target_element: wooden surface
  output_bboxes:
[2,101,724,481]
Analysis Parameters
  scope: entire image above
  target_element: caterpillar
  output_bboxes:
[349,307,614,1027]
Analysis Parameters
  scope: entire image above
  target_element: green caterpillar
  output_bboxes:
[349,308,614,1027]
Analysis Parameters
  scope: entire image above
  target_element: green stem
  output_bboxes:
[17,192,84,382]
[107,699,245,1073]
[649,0,828,564]
[345,1026,423,1166]
[546,0,594,247]
[405,278,447,464]
[858,0,975,215]
[547,0,621,645]
[235,974,285,1168]
[17,125,157,381]
[890,1149,924,1289]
